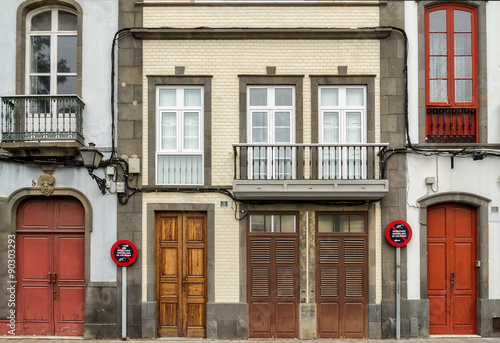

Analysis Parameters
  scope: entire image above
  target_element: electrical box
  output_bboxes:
[129,157,140,174]
[117,182,125,193]
[106,166,115,176]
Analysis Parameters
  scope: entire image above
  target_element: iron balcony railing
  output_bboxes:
[0,95,85,144]
[426,107,477,143]
[233,143,388,181]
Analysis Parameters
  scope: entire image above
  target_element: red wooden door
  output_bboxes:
[427,203,477,335]
[17,198,85,336]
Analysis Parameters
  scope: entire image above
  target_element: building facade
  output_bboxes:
[0,0,122,338]
[116,0,411,339]
[403,0,500,337]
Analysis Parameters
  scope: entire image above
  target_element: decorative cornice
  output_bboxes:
[136,1,387,7]
[131,27,393,40]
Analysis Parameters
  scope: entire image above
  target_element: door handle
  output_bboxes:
[450,271,455,288]
[182,276,187,290]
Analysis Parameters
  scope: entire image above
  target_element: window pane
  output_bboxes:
[334,215,349,233]
[281,215,296,233]
[267,215,279,232]
[57,76,76,94]
[157,155,202,184]
[159,89,176,106]
[250,215,265,232]
[346,88,364,106]
[350,215,365,233]
[58,11,77,31]
[184,89,201,107]
[252,112,268,143]
[429,56,448,78]
[454,33,471,55]
[430,80,448,103]
[455,80,473,103]
[429,10,446,32]
[454,10,471,32]
[30,76,50,94]
[454,56,472,78]
[184,112,199,149]
[275,88,292,106]
[274,111,290,143]
[318,215,334,233]
[31,36,51,73]
[430,33,447,55]
[323,111,339,143]
[57,36,77,73]
[250,88,267,106]
[161,112,176,149]
[346,112,361,143]
[321,88,338,106]
[31,11,51,31]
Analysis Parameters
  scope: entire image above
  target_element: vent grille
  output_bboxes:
[345,240,364,264]
[319,240,339,264]
[276,240,296,264]
[277,267,295,297]
[250,239,271,264]
[320,267,338,297]
[345,267,363,297]
[251,267,269,297]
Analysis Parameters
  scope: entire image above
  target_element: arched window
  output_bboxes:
[26,7,77,95]
[425,4,478,143]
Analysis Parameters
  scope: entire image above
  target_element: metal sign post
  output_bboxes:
[110,240,138,340]
[385,220,412,341]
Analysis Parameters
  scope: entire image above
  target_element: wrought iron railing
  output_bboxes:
[233,143,388,181]
[0,95,84,144]
[426,107,477,143]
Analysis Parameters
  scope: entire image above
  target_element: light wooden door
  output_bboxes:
[156,212,207,337]
[427,203,477,334]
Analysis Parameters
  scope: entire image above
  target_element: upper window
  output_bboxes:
[317,213,366,234]
[425,4,478,143]
[249,213,297,233]
[156,86,204,185]
[319,86,366,179]
[26,8,77,95]
[247,86,295,180]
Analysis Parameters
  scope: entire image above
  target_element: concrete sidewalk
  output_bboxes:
[0,337,499,343]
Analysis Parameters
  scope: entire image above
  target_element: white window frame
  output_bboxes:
[247,86,296,180]
[156,86,204,185]
[26,7,78,95]
[318,86,367,179]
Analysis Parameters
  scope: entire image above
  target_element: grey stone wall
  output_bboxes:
[379,1,412,339]
[116,0,144,339]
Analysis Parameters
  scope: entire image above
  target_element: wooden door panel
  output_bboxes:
[17,200,52,230]
[318,302,339,335]
[248,302,271,337]
[344,302,365,336]
[55,199,85,230]
[427,203,477,335]
[275,301,296,337]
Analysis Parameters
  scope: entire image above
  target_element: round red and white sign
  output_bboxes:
[385,220,412,247]
[110,240,138,267]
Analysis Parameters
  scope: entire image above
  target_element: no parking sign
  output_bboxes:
[110,239,138,267]
[385,220,412,247]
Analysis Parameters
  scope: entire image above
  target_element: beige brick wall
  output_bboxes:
[141,38,381,303]
[143,5,380,28]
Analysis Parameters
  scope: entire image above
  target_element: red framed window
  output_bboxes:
[425,4,478,143]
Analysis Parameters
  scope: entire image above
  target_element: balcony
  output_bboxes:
[232,143,389,201]
[0,95,84,157]
[426,107,477,143]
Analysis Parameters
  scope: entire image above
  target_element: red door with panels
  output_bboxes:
[17,198,85,336]
[427,203,477,335]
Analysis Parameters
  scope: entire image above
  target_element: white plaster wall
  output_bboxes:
[405,1,500,300]
[0,0,119,282]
